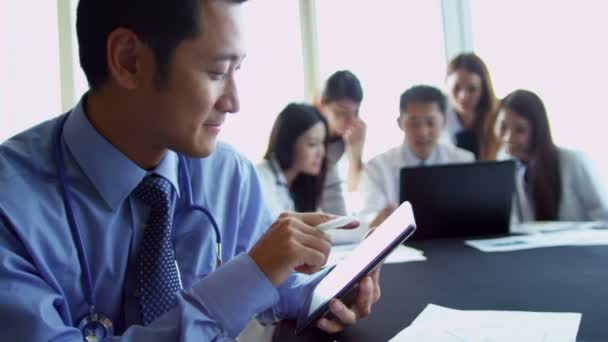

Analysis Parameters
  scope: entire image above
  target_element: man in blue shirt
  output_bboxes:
[0,0,381,340]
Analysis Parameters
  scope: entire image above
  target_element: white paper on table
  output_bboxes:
[324,244,425,268]
[389,304,581,342]
[511,221,607,235]
[390,324,546,342]
[384,245,427,263]
[466,225,608,252]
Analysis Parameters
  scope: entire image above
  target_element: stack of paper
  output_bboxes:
[466,221,608,252]
[390,304,581,342]
[324,244,426,268]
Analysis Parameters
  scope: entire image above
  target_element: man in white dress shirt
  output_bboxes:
[360,85,475,222]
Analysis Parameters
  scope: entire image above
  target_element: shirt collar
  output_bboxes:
[268,157,288,187]
[63,96,181,210]
[402,143,438,166]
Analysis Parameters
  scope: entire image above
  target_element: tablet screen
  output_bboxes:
[297,201,416,333]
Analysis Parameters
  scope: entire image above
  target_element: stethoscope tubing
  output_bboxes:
[54,115,96,307]
[53,112,223,325]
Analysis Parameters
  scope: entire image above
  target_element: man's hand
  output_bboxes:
[316,267,382,333]
[343,118,367,191]
[248,212,358,287]
[343,118,366,161]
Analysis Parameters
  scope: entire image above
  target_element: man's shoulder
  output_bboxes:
[188,141,256,183]
[0,117,59,189]
[201,141,251,165]
[366,145,404,167]
[0,117,62,224]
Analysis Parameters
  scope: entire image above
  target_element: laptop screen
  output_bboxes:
[399,160,515,240]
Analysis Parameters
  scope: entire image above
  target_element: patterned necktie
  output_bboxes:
[133,175,181,325]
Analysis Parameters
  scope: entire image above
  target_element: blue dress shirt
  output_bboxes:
[0,98,323,341]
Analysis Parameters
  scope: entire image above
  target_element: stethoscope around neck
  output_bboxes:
[53,113,223,341]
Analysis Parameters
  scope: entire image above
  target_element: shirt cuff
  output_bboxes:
[190,253,279,336]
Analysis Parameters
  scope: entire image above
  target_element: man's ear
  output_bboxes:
[318,97,328,110]
[106,28,150,90]
[397,114,405,131]
[317,98,330,117]
[312,91,324,109]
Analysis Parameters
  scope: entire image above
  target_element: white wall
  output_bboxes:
[220,0,306,163]
[471,0,608,181]
[0,1,62,142]
[316,0,447,161]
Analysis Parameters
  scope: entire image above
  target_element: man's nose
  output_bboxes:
[216,76,240,114]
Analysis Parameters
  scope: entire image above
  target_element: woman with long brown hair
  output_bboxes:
[496,89,608,222]
[445,53,500,160]
[256,103,346,217]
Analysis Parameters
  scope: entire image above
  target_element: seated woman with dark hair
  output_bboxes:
[256,103,346,218]
[496,89,608,222]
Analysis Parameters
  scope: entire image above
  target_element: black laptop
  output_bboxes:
[399,160,516,240]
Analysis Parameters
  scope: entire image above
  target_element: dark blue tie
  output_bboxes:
[133,175,181,325]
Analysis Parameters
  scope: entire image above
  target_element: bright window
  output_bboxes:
[471,0,608,179]
[71,0,89,101]
[316,0,446,160]
[221,1,305,163]
[0,2,61,142]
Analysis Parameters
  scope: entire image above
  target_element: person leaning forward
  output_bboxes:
[0,0,382,340]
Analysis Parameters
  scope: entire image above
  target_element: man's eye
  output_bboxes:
[208,71,227,80]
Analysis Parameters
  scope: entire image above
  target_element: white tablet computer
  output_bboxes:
[295,201,417,335]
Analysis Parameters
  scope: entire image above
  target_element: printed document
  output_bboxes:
[389,304,581,342]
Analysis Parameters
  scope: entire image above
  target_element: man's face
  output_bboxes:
[398,102,445,160]
[139,1,246,157]
[320,99,360,137]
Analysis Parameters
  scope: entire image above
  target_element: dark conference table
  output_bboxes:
[274,238,608,341]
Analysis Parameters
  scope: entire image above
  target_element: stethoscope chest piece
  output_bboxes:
[78,310,113,342]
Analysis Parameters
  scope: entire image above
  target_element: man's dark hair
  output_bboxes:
[76,0,246,89]
[321,70,363,104]
[399,85,446,116]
